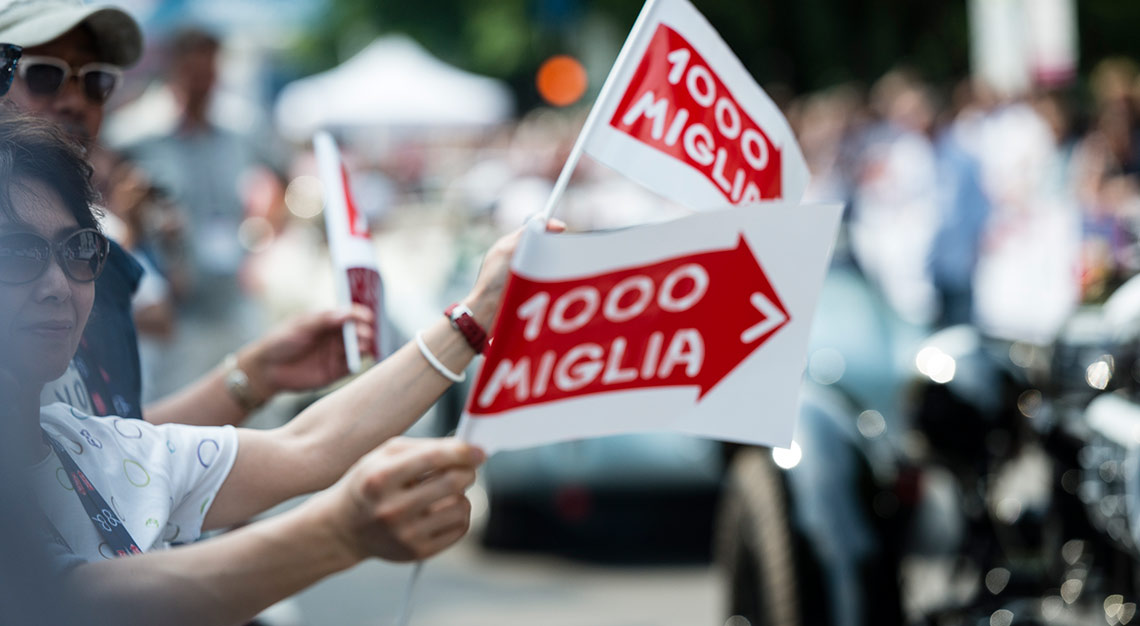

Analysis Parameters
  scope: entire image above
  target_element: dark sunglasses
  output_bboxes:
[0,44,21,97]
[17,55,122,104]
[0,228,110,285]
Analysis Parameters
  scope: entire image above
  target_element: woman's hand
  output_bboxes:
[463,218,566,330]
[239,305,375,404]
[318,437,486,563]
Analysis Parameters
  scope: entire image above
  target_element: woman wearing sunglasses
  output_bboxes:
[0,111,553,624]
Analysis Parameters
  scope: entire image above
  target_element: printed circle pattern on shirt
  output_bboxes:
[30,403,239,563]
[198,439,220,468]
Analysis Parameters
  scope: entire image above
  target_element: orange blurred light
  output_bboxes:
[537,55,588,107]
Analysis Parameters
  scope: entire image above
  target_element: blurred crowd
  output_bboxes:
[788,62,1140,342]
[88,22,1140,407]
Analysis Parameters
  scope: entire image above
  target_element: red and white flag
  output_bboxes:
[315,132,383,372]
[458,202,841,453]
[580,0,808,211]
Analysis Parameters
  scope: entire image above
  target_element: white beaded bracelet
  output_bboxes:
[415,330,466,384]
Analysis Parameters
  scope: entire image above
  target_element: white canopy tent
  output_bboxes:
[274,35,515,142]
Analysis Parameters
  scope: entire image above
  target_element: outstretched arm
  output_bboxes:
[202,223,530,529]
[67,437,482,626]
[143,305,375,427]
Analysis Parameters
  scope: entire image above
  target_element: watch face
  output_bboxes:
[224,367,255,410]
[450,304,471,320]
[225,369,246,386]
[225,367,251,398]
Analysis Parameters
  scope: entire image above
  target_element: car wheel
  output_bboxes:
[715,448,817,626]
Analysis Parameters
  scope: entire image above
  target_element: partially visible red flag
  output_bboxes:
[581,0,808,211]
[315,132,383,371]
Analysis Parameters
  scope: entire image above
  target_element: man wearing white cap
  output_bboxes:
[0,0,378,432]
[0,0,139,140]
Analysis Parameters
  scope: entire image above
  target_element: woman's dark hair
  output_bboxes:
[0,110,101,230]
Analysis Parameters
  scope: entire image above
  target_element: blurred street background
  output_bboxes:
[290,538,718,626]
[89,0,1140,624]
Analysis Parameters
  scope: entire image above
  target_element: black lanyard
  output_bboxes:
[42,429,141,557]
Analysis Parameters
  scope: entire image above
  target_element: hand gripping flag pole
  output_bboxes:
[538,0,663,223]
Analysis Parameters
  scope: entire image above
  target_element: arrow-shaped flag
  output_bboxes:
[469,235,789,415]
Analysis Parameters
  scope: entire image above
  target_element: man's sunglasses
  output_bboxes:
[0,44,21,97]
[17,55,122,104]
[0,229,110,285]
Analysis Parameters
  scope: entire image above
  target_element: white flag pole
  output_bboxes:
[397,411,475,626]
[396,563,423,626]
[539,0,663,223]
[314,131,364,374]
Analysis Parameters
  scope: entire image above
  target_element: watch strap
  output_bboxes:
[444,303,489,354]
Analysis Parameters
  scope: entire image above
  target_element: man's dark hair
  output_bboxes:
[167,26,221,60]
[0,109,101,229]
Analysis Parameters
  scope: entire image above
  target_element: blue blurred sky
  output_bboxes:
[115,0,326,35]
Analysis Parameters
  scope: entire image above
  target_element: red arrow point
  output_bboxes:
[694,235,790,399]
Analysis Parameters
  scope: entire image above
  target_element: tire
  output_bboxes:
[480,493,535,550]
[715,448,804,626]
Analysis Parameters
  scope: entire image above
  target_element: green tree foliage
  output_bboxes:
[291,0,1140,111]
[291,0,561,109]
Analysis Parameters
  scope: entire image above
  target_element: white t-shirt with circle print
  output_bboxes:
[29,403,239,562]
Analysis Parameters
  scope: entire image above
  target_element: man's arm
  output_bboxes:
[68,437,481,626]
[143,306,374,427]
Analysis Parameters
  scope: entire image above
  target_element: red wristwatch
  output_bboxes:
[445,303,489,354]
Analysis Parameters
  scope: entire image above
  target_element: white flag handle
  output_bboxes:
[396,562,423,626]
[539,0,664,223]
[396,414,475,626]
[314,131,365,374]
